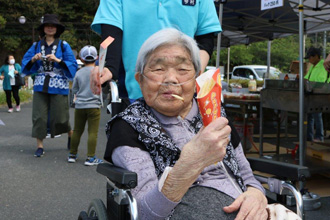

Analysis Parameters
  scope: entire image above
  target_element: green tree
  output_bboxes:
[209,34,314,73]
[0,0,100,61]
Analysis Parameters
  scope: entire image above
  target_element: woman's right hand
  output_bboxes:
[31,53,42,63]
[181,117,231,170]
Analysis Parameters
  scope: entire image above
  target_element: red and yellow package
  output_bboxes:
[196,68,222,126]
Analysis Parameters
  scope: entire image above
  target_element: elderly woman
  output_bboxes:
[105,28,267,220]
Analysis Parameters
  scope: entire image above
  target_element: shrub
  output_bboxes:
[0,88,33,106]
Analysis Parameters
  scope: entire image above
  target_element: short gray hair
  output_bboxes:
[135,28,201,76]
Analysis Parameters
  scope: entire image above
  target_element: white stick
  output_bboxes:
[172,94,184,101]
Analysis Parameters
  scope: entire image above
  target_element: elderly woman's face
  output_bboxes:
[135,45,197,117]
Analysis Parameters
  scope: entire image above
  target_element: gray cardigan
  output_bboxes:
[112,100,265,220]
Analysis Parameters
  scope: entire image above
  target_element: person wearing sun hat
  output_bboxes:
[68,45,103,166]
[21,14,78,157]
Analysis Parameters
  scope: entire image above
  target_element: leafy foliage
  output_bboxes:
[0,0,100,61]
[210,34,321,73]
[0,88,33,106]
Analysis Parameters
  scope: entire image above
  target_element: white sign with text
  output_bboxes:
[261,0,283,10]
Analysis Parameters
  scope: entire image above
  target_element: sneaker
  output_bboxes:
[46,133,61,139]
[68,154,77,163]
[16,105,21,112]
[84,156,103,166]
[34,148,44,157]
[8,108,13,113]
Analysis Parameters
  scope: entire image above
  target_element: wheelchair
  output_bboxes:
[78,81,305,220]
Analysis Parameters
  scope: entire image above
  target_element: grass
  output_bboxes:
[0,87,33,107]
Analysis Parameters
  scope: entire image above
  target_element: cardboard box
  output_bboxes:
[289,61,311,75]
[306,142,330,162]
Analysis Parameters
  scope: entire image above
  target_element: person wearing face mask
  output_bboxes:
[0,55,22,113]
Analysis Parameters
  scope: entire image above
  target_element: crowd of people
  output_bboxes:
[1,1,330,218]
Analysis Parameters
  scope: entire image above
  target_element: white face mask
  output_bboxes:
[9,59,15,65]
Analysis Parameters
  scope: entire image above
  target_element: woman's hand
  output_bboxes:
[0,75,4,80]
[90,66,113,94]
[45,54,61,63]
[223,187,268,220]
[14,70,19,74]
[180,117,231,170]
[31,53,42,63]
[162,117,231,202]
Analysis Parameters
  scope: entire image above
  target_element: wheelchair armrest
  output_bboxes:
[97,163,137,189]
[247,157,310,181]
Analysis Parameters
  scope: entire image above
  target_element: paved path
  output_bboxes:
[0,101,110,219]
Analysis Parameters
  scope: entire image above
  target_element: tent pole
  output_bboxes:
[323,31,327,58]
[216,3,223,68]
[227,47,230,84]
[266,40,271,79]
[298,0,306,194]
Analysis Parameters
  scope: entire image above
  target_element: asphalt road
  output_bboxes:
[0,101,110,220]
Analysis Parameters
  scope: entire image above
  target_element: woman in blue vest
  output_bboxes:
[0,54,22,113]
[21,14,77,157]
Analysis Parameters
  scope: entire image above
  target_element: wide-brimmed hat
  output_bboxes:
[38,14,65,37]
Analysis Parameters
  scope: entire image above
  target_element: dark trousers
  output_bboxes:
[4,86,20,108]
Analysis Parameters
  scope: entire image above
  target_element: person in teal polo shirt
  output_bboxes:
[304,47,329,142]
[90,0,221,101]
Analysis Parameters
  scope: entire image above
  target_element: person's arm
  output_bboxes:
[56,41,78,80]
[161,117,230,202]
[0,66,4,80]
[324,53,330,72]
[195,33,214,73]
[90,24,123,94]
[101,24,123,82]
[72,75,79,95]
[21,43,40,76]
[112,147,179,220]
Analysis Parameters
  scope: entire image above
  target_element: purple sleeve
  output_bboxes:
[112,146,179,220]
[234,144,266,194]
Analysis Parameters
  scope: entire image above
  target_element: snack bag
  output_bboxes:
[196,68,222,126]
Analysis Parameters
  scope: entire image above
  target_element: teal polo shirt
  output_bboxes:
[92,0,222,100]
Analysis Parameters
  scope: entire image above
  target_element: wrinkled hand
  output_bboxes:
[90,66,113,94]
[323,54,330,72]
[223,187,268,220]
[180,117,231,170]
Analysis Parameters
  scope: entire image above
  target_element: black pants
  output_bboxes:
[4,86,20,108]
